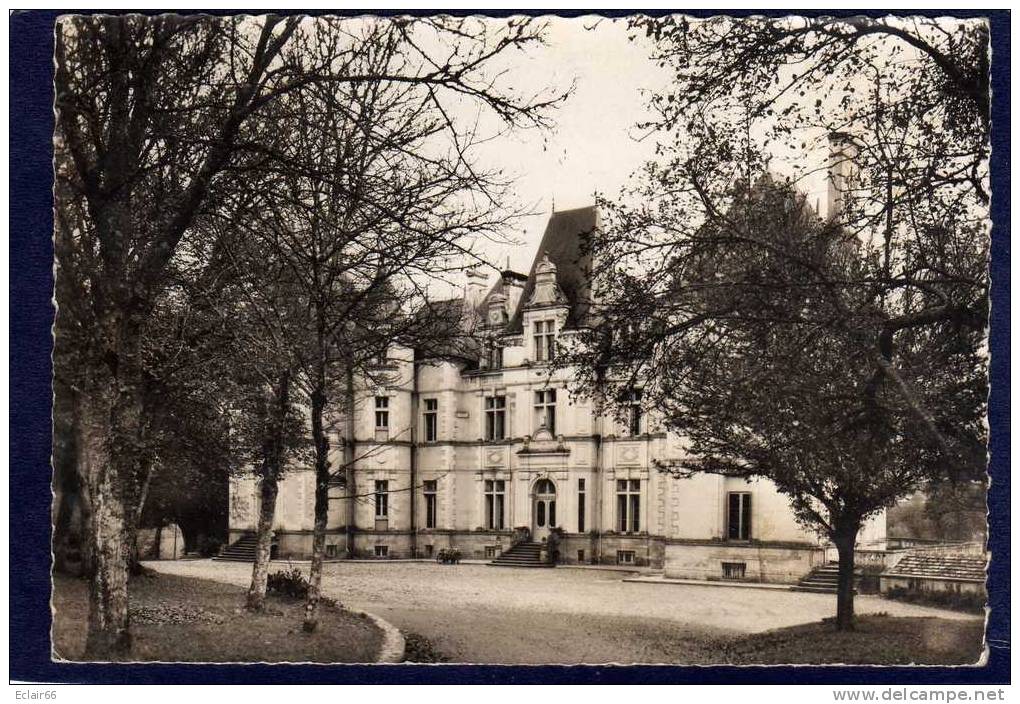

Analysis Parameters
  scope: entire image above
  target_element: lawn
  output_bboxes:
[717,615,985,666]
[52,570,384,663]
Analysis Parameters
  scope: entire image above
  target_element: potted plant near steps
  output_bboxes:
[544,528,564,565]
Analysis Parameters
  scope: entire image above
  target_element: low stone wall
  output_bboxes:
[269,529,520,560]
[413,531,515,560]
[880,574,986,596]
[137,524,185,559]
[262,529,665,567]
[583,535,664,567]
[663,541,824,584]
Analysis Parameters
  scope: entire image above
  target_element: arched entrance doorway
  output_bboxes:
[532,478,557,542]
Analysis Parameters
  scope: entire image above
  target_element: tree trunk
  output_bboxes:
[127,453,155,574]
[833,520,861,631]
[78,380,140,658]
[246,472,279,611]
[344,367,356,557]
[52,379,82,576]
[303,385,331,632]
[246,371,291,612]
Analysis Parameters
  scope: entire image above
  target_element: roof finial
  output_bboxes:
[551,194,555,213]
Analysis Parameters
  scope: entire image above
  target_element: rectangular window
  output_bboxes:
[616,479,641,533]
[485,395,506,441]
[722,562,747,580]
[423,398,438,442]
[727,492,752,541]
[484,546,499,559]
[375,396,390,430]
[626,389,644,436]
[423,479,437,529]
[533,320,556,362]
[617,550,635,565]
[577,478,586,533]
[326,544,338,558]
[484,479,506,530]
[375,480,389,519]
[577,549,586,563]
[374,545,389,558]
[534,388,557,435]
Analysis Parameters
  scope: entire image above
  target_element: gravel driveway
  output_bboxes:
[146,560,978,664]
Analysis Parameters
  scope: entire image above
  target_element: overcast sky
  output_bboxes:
[439,15,854,297]
[461,18,671,280]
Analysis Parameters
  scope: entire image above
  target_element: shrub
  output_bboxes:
[403,632,448,662]
[267,568,310,599]
[197,535,223,558]
[857,565,884,595]
[884,585,986,614]
[436,548,461,564]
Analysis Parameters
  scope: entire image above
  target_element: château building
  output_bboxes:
[228,205,885,582]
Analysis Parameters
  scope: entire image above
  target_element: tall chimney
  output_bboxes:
[501,269,527,316]
[826,131,857,222]
[464,266,488,310]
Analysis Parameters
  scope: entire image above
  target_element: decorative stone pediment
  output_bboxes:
[533,426,554,443]
[517,427,569,455]
[527,252,566,307]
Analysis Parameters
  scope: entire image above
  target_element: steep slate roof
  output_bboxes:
[477,275,508,312]
[506,206,598,334]
[410,297,479,364]
[883,552,987,582]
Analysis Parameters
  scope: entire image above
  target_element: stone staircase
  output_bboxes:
[793,561,861,594]
[489,542,552,568]
[213,532,259,562]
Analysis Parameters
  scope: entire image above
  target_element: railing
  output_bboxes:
[822,541,908,570]
[823,540,986,571]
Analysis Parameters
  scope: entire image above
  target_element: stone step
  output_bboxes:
[491,557,544,564]
[795,561,862,593]
[216,532,260,562]
[791,585,858,595]
[489,542,548,568]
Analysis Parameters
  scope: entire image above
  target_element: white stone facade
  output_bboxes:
[228,206,886,579]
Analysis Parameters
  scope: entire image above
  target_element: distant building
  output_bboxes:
[228,206,885,581]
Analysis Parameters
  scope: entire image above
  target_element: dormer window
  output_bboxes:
[533,320,556,362]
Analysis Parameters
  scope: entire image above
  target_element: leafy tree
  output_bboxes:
[569,177,986,630]
[566,15,990,630]
[889,481,987,543]
[923,480,988,542]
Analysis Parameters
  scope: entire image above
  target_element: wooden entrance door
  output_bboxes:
[532,478,557,542]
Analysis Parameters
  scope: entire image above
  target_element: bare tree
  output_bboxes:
[226,18,567,632]
[53,14,564,654]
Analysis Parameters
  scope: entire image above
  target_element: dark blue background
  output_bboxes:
[10,8,1010,684]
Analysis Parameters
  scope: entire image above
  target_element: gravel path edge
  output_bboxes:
[351,608,406,663]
